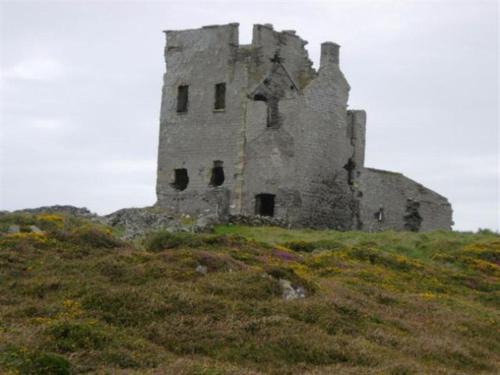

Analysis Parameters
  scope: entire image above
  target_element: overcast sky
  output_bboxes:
[0,0,498,231]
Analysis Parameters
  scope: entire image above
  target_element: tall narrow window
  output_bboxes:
[177,85,188,113]
[210,160,225,186]
[171,168,189,191]
[214,83,226,110]
[251,93,280,128]
[343,158,356,185]
[374,206,384,222]
[255,194,275,217]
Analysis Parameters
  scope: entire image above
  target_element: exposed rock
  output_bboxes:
[29,225,42,233]
[279,279,306,300]
[101,207,179,240]
[195,265,208,275]
[228,214,289,228]
[3,205,290,239]
[14,205,97,218]
[3,205,221,240]
[7,225,20,233]
[194,215,220,232]
[101,207,220,240]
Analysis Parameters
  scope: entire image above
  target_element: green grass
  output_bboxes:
[0,214,499,374]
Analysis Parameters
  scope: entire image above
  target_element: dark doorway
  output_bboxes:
[176,85,188,113]
[171,168,189,191]
[404,199,422,232]
[210,161,225,186]
[255,193,275,217]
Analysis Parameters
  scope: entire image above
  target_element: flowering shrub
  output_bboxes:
[36,214,65,230]
[69,226,124,249]
[0,231,49,251]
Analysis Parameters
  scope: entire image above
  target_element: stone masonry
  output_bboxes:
[155,23,453,231]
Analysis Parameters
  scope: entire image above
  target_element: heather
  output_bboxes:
[1,213,498,374]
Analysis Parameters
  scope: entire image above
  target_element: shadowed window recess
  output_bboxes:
[374,206,384,222]
[210,161,225,186]
[251,92,278,128]
[214,83,226,110]
[255,193,275,217]
[343,158,356,185]
[253,93,267,102]
[177,85,189,113]
[404,199,422,232]
[171,168,189,191]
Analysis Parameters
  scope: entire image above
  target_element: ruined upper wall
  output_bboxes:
[164,23,239,71]
[163,23,347,90]
[248,24,316,88]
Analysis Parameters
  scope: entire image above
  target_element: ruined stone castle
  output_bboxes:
[155,23,453,231]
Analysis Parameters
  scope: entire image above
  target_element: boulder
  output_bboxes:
[7,225,20,233]
[279,279,306,300]
[195,265,208,275]
[29,225,43,233]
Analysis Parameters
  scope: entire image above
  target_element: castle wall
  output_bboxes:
[155,23,453,231]
[358,168,453,231]
[290,62,355,229]
[239,39,356,229]
[156,24,243,216]
[249,24,316,88]
[348,110,366,170]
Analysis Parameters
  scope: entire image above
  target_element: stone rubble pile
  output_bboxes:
[4,205,293,240]
[227,214,289,228]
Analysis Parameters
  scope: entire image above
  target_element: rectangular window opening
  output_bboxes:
[210,160,225,186]
[214,83,226,110]
[171,168,189,191]
[255,193,275,217]
[177,85,189,113]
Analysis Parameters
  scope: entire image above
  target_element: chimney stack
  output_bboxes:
[320,42,340,67]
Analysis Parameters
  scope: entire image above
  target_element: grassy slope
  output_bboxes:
[0,213,499,374]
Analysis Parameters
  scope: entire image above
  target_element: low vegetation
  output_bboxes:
[0,213,498,374]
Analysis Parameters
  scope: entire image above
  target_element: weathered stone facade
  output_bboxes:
[155,23,453,231]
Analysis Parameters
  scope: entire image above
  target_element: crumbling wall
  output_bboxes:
[357,168,453,231]
[240,35,356,228]
[155,23,453,231]
[156,23,321,220]
[292,47,355,228]
[249,24,316,88]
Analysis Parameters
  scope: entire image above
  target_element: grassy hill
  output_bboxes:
[0,213,498,374]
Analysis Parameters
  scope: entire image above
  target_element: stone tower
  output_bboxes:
[155,23,453,231]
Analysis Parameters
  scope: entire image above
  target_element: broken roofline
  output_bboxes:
[163,23,342,71]
[163,22,299,39]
